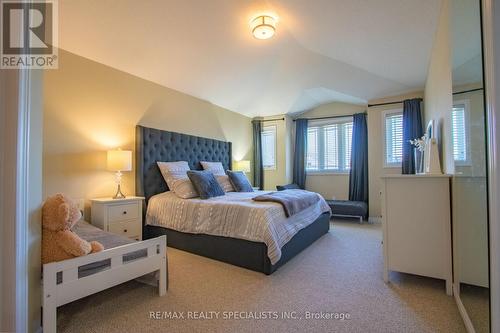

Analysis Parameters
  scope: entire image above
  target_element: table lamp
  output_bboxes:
[233,160,251,173]
[107,149,132,199]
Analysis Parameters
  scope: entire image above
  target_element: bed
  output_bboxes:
[42,220,166,333]
[136,125,331,274]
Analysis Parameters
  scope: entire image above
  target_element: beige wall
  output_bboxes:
[367,92,424,217]
[44,50,253,218]
[300,102,367,201]
[424,0,454,174]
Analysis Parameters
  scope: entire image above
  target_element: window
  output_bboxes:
[261,125,276,169]
[452,101,470,165]
[306,118,353,173]
[383,110,403,167]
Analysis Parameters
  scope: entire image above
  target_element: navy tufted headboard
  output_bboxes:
[136,125,232,202]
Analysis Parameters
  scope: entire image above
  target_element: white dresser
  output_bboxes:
[381,174,452,295]
[91,196,144,241]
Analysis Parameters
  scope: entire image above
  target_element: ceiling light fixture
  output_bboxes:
[250,15,276,40]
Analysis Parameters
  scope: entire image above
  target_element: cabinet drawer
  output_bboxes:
[108,219,141,238]
[108,203,139,222]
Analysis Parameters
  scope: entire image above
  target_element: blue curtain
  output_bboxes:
[402,99,423,174]
[293,119,308,189]
[252,120,264,189]
[349,113,368,203]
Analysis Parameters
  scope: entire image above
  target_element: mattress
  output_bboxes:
[55,220,147,284]
[146,191,331,264]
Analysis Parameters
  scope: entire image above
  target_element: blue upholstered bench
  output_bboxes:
[326,200,368,222]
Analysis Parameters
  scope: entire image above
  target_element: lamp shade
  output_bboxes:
[233,160,251,173]
[107,149,132,172]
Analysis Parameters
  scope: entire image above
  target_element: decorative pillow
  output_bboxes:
[216,175,235,192]
[186,170,225,199]
[200,161,225,176]
[226,170,254,192]
[157,161,198,199]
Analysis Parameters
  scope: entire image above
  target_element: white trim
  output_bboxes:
[381,108,404,168]
[482,0,499,332]
[308,115,353,127]
[15,68,30,333]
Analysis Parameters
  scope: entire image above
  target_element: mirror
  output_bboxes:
[451,0,489,331]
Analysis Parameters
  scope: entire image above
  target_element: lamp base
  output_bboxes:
[113,184,126,199]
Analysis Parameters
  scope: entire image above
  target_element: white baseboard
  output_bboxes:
[368,216,382,224]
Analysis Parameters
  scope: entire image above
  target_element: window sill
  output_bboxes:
[383,165,401,169]
[306,171,349,176]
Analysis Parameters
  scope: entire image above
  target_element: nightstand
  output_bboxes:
[91,196,144,241]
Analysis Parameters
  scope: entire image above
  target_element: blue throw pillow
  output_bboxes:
[226,170,254,192]
[186,170,225,199]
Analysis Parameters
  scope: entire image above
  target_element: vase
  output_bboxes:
[414,149,424,174]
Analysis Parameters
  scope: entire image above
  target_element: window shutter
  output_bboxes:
[307,127,319,170]
[305,118,353,173]
[344,122,353,170]
[261,126,276,168]
[324,125,339,170]
[385,113,403,165]
[452,106,467,163]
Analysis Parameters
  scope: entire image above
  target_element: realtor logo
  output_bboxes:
[1,0,58,69]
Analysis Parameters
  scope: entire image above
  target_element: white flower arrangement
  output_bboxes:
[409,136,426,152]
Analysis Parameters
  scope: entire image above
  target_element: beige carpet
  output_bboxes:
[58,221,465,333]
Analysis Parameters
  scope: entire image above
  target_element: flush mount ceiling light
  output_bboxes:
[250,15,276,40]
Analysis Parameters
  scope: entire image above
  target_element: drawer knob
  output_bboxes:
[124,229,128,233]
[123,211,127,215]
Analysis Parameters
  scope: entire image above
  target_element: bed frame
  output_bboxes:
[42,235,166,332]
[136,125,330,274]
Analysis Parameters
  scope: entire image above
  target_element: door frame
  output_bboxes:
[482,0,499,332]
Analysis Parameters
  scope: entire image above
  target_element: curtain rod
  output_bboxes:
[368,98,423,108]
[292,112,366,122]
[452,87,484,95]
[258,117,285,122]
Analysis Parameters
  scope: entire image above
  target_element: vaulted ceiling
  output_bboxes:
[58,0,442,117]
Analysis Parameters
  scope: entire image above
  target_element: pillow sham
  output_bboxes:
[226,170,254,192]
[187,170,225,199]
[216,175,235,192]
[200,161,225,176]
[157,161,198,199]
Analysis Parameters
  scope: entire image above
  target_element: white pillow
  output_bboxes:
[216,175,235,192]
[200,161,225,176]
[157,161,198,199]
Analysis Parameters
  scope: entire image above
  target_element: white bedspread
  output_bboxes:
[146,191,331,264]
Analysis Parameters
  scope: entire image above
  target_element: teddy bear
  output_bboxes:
[42,193,104,264]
